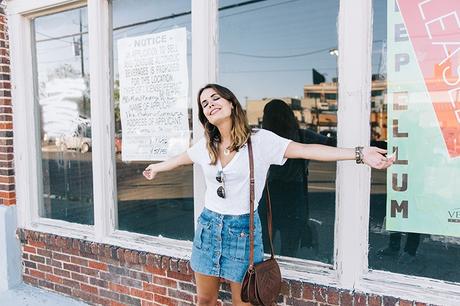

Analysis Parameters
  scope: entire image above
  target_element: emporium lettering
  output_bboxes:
[390,4,410,219]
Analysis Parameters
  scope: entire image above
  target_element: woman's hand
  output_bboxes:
[362,147,395,169]
[143,164,158,180]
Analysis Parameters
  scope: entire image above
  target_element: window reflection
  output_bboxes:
[368,0,460,283]
[112,0,193,240]
[35,7,94,225]
[219,0,339,263]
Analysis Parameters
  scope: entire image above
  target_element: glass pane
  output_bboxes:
[368,0,460,283]
[34,7,93,225]
[112,0,193,240]
[219,0,339,264]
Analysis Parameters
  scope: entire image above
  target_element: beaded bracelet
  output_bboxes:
[355,146,364,164]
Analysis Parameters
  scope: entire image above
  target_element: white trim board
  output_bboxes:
[5,0,460,304]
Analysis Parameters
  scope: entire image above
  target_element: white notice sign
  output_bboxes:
[117,28,190,161]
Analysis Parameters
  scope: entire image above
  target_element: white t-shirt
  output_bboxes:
[186,129,292,215]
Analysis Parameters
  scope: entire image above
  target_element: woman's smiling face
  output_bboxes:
[199,88,233,125]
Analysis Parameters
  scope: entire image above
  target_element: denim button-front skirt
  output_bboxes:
[190,207,264,283]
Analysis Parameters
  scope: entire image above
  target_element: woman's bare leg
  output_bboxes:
[195,272,220,305]
[230,281,251,306]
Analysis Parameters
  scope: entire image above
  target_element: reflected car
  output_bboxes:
[56,133,92,153]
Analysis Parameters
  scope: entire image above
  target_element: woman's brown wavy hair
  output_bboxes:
[197,84,251,165]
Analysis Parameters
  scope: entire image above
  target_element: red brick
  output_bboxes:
[71,256,88,267]
[38,279,54,290]
[23,245,36,254]
[29,254,46,264]
[29,269,45,279]
[109,282,130,295]
[37,248,52,258]
[400,300,414,306]
[141,301,155,306]
[45,273,63,284]
[327,287,340,305]
[89,260,108,271]
[53,253,70,262]
[340,290,353,306]
[63,263,80,273]
[55,284,72,296]
[414,303,427,306]
[80,267,99,277]
[143,282,167,295]
[161,256,171,271]
[90,277,109,288]
[71,272,89,283]
[383,296,399,306]
[354,293,367,306]
[73,289,93,303]
[153,276,177,288]
[144,264,166,276]
[53,268,71,278]
[131,287,154,300]
[62,278,80,289]
[154,294,177,305]
[369,295,382,306]
[0,176,14,183]
[48,259,63,269]
[37,264,53,273]
[302,283,314,300]
[314,285,327,303]
[167,270,193,282]
[290,281,302,299]
[168,288,194,302]
[23,275,38,286]
[111,302,126,306]
[29,240,45,248]
[81,283,98,294]
[91,295,111,306]
[2,198,15,205]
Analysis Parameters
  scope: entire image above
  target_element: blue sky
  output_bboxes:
[34,0,388,105]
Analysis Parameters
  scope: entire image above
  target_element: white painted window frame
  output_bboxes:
[7,0,459,304]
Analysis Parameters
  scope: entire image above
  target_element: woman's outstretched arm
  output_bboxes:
[143,152,193,180]
[284,142,394,169]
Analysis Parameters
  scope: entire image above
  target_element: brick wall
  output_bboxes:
[0,4,15,207]
[17,229,436,306]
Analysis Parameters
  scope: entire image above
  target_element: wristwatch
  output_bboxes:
[355,146,364,164]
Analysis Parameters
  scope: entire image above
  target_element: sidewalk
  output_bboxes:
[0,283,89,306]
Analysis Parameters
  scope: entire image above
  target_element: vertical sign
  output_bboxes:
[118,28,190,161]
[387,0,460,237]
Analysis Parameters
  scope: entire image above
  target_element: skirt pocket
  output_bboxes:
[193,223,204,249]
[228,227,249,261]
[193,217,211,250]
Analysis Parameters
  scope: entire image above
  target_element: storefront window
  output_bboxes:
[219,0,339,263]
[112,0,193,240]
[34,7,93,225]
[368,0,460,283]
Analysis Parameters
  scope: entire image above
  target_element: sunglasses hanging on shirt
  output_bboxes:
[216,170,226,198]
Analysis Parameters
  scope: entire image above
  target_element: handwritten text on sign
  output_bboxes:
[117,28,189,161]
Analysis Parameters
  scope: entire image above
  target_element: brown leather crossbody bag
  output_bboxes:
[241,138,282,306]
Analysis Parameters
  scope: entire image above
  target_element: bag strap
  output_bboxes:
[248,138,275,270]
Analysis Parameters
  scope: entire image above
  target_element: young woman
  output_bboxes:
[143,84,394,306]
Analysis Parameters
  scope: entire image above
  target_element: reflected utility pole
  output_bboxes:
[78,9,87,117]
